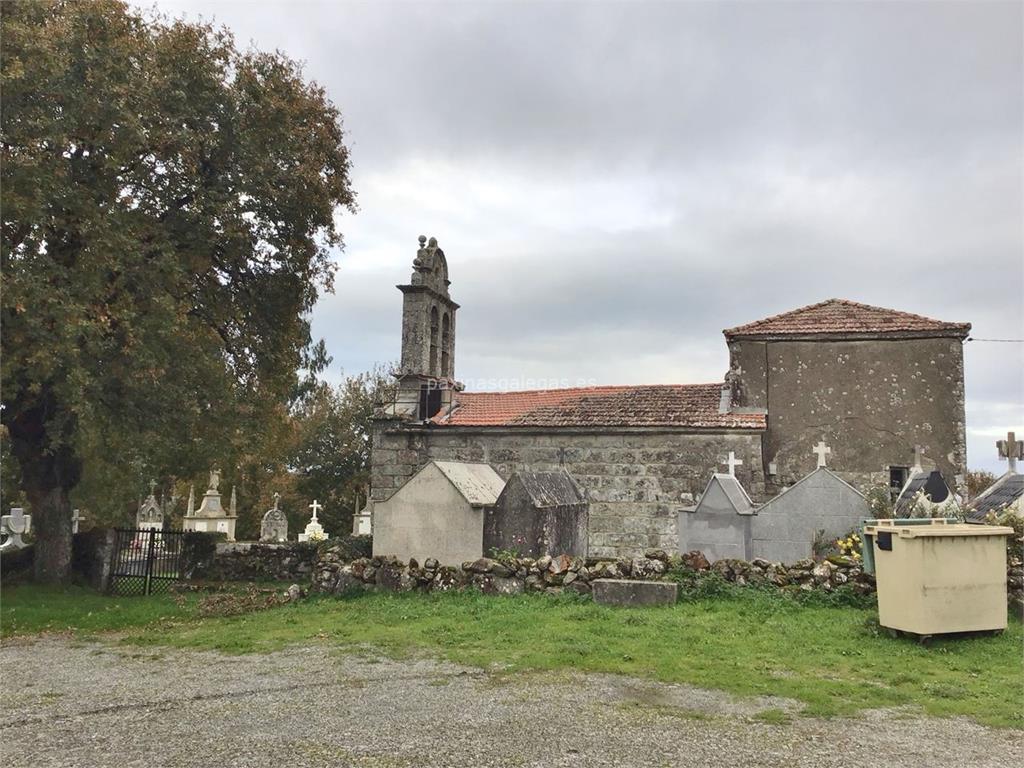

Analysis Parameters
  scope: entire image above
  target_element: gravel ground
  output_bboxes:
[1,637,1020,768]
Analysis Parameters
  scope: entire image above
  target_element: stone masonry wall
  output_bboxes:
[371,424,765,559]
[192,542,320,582]
[729,337,966,493]
[313,544,877,599]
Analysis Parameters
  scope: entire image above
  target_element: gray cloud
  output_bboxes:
[155,0,1022,472]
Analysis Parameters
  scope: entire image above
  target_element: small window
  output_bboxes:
[418,382,443,421]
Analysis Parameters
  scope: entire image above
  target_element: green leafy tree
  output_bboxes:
[287,368,394,537]
[965,470,997,501]
[1,0,355,582]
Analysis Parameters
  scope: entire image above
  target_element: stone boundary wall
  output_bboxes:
[194,542,320,583]
[313,543,878,599]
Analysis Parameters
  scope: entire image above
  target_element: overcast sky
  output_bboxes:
[156,0,1022,473]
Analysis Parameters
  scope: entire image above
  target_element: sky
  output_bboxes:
[154,0,1023,473]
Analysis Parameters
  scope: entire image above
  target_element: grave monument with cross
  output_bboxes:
[997,431,1023,473]
[298,499,329,542]
[137,480,164,531]
[182,468,238,541]
[964,431,1024,520]
[260,492,289,543]
[0,507,32,552]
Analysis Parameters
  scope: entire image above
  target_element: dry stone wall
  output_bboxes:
[193,542,320,582]
[312,542,878,599]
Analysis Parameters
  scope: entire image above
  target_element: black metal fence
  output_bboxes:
[109,528,186,596]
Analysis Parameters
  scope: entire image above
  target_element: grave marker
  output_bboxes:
[260,493,289,542]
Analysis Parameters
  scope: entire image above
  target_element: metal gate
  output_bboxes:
[109,528,186,596]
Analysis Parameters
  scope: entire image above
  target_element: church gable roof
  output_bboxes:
[433,384,766,430]
[724,299,971,340]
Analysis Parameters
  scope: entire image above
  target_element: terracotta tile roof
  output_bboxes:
[432,384,765,430]
[724,299,970,339]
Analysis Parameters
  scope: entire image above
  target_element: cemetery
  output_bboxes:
[2,2,1022,766]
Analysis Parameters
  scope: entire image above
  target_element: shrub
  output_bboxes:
[865,486,893,519]
[986,509,1024,561]
[835,530,862,561]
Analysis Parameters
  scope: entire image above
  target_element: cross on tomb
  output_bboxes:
[813,440,832,469]
[997,431,1023,473]
[309,499,322,522]
[0,507,31,552]
[71,508,85,534]
[4,507,30,535]
[148,479,157,497]
[723,451,743,477]
[272,492,281,511]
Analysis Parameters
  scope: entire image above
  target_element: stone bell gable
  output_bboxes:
[391,235,461,421]
[723,298,971,494]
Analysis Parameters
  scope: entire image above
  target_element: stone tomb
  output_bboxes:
[678,472,755,562]
[966,432,1024,522]
[484,469,589,558]
[751,467,869,563]
[183,469,238,541]
[260,493,289,542]
[893,469,955,517]
[136,481,163,531]
[592,579,678,607]
[373,460,506,565]
[298,500,328,542]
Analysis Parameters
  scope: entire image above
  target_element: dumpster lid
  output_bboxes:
[863,520,1014,538]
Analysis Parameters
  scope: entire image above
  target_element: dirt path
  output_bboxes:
[1,638,1019,767]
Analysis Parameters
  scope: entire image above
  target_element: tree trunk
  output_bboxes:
[5,383,82,585]
[27,484,74,584]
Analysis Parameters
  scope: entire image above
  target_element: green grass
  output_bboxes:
[3,585,1021,728]
[1,585,199,637]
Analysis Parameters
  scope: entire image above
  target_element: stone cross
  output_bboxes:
[813,440,831,468]
[309,499,322,522]
[71,508,85,534]
[723,451,743,477]
[997,431,1023,473]
[148,479,157,497]
[272,492,281,511]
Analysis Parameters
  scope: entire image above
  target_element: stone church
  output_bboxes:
[370,236,970,558]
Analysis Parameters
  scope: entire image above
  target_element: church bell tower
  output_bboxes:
[393,235,461,420]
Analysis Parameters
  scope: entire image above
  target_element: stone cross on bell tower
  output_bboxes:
[393,235,462,421]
